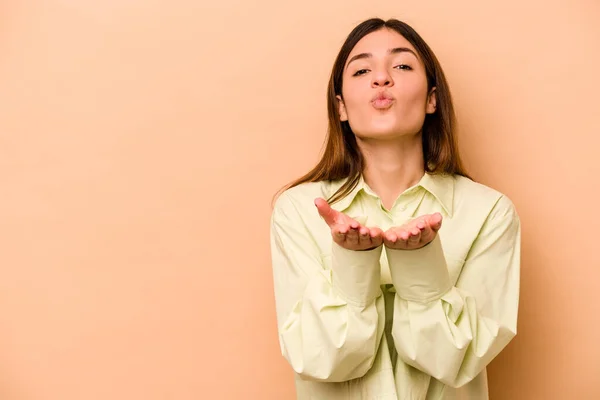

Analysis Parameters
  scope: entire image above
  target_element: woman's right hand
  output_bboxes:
[315,198,383,251]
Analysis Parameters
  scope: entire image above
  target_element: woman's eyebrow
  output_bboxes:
[346,47,418,69]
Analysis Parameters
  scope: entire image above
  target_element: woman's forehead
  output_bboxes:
[349,29,416,56]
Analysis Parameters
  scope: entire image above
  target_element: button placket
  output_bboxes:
[393,189,427,223]
[393,196,413,223]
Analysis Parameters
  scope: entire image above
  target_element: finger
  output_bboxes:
[398,229,411,241]
[384,230,398,243]
[346,226,360,244]
[408,228,421,245]
[416,218,433,238]
[428,213,443,232]
[370,231,384,247]
[369,227,383,239]
[386,230,408,249]
[349,219,360,230]
[331,224,350,236]
[336,223,350,235]
[314,198,337,226]
[359,226,370,236]
[332,226,348,242]
[359,227,371,244]
[362,231,379,249]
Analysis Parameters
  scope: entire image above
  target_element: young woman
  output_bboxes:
[270,17,520,400]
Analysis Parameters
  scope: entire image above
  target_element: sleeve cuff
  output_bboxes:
[385,235,452,303]
[331,243,382,306]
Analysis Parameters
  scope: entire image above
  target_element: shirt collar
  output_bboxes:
[327,172,455,217]
[418,172,455,217]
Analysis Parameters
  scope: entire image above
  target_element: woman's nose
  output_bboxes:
[371,69,393,87]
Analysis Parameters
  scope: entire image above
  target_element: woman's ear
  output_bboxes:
[426,87,437,114]
[336,95,348,121]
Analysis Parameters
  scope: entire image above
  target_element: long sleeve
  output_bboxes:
[386,195,520,388]
[270,192,386,382]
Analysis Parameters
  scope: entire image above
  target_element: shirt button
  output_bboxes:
[399,206,406,211]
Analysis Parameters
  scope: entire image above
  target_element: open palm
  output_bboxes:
[383,213,443,250]
[314,198,383,251]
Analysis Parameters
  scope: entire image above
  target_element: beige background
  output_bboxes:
[1,0,599,399]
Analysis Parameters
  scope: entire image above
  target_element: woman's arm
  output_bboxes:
[270,191,386,382]
[387,195,520,388]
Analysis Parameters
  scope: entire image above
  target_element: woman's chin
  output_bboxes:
[355,129,415,141]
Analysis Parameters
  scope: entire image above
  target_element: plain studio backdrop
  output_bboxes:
[1,0,599,399]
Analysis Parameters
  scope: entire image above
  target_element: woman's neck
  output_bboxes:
[357,134,425,210]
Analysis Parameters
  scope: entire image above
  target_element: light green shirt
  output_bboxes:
[269,172,520,399]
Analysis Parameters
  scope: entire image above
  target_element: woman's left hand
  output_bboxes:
[383,213,443,250]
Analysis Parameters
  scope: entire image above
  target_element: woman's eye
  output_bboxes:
[353,69,369,76]
[394,64,412,71]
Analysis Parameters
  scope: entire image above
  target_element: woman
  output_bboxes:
[270,17,520,400]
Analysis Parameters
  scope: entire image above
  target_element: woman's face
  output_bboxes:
[338,28,436,140]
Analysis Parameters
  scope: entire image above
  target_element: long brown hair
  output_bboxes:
[279,18,470,204]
